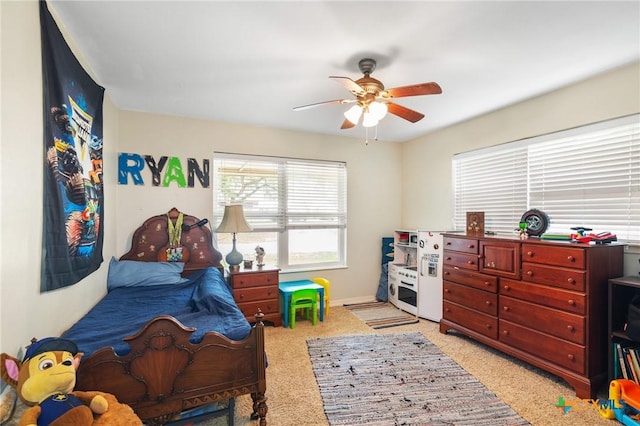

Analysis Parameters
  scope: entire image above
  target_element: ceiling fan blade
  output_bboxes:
[387,102,425,123]
[330,76,366,97]
[340,118,356,129]
[293,99,355,111]
[385,82,442,98]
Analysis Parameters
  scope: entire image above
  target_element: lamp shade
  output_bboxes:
[216,204,252,233]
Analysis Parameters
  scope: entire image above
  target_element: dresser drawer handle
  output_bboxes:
[503,306,510,311]
[503,330,509,336]
[444,271,450,276]
[526,270,533,276]
[467,244,475,249]
[503,285,510,291]
[446,256,452,261]
[446,241,452,246]
[485,281,491,286]
[485,324,492,329]
[567,256,575,262]
[444,288,450,293]
[567,354,575,361]
[526,251,534,257]
[238,294,245,300]
[444,307,450,312]
[485,300,491,306]
[468,260,475,265]
[568,299,576,306]
[567,325,574,332]
[567,278,575,284]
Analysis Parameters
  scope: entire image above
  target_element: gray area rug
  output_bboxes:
[307,332,530,425]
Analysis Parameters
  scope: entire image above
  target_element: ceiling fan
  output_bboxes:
[294,58,442,129]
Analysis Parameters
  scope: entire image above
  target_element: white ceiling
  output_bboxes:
[48,1,640,143]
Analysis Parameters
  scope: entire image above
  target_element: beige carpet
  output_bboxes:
[198,306,612,426]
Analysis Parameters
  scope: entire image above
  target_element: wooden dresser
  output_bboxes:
[228,265,281,326]
[440,233,624,398]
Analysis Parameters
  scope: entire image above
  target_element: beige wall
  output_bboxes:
[0,1,119,355]
[402,61,640,275]
[1,1,638,357]
[115,110,402,299]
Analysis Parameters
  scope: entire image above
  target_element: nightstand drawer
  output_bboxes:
[238,299,279,318]
[234,286,278,303]
[232,271,278,289]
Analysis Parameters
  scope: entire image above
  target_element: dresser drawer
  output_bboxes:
[500,319,585,375]
[237,298,279,318]
[522,262,586,292]
[234,285,278,304]
[500,278,585,315]
[443,266,497,293]
[443,301,498,339]
[232,271,278,289]
[444,251,479,271]
[444,281,497,316]
[500,296,585,345]
[522,244,585,269]
[443,237,478,254]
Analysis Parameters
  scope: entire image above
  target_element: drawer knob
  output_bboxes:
[503,330,509,335]
[468,260,475,265]
[503,306,510,311]
[468,244,475,249]
[503,285,510,291]
[485,281,491,286]
[526,271,533,276]
[567,354,575,361]
[486,324,492,329]
[444,271,450,276]
[444,307,450,312]
[567,278,575,284]
[567,256,575,262]
[568,299,575,306]
[446,257,452,261]
[446,241,452,246]
[567,325,574,332]
[444,288,450,293]
[527,251,534,257]
[485,300,491,306]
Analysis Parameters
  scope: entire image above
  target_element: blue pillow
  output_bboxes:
[107,257,189,291]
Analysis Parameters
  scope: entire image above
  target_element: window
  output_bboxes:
[213,153,347,271]
[453,114,640,244]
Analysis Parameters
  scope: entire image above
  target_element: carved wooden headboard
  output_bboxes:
[119,207,223,275]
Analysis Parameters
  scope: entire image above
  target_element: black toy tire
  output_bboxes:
[520,209,550,237]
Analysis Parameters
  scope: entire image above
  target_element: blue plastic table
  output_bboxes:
[279,280,325,328]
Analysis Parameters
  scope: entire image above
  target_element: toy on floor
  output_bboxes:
[599,379,640,425]
[1,337,141,426]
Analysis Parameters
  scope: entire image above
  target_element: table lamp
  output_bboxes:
[216,204,252,270]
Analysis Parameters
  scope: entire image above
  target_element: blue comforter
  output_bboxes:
[61,267,251,357]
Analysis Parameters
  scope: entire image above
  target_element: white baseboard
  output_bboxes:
[332,296,378,306]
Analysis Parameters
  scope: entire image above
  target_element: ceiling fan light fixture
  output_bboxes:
[344,104,362,124]
[362,112,378,128]
[369,101,388,121]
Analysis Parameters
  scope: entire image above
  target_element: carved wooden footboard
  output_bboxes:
[74,314,267,426]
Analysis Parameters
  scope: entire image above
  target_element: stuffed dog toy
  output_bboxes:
[1,337,141,426]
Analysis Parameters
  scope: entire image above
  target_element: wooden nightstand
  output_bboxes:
[228,265,281,326]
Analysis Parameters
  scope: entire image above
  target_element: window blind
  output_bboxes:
[453,114,640,244]
[213,153,347,232]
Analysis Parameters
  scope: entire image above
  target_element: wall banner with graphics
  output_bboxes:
[40,1,105,292]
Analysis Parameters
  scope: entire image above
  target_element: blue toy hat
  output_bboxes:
[23,337,78,362]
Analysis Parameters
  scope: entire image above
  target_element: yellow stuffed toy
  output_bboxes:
[1,337,141,426]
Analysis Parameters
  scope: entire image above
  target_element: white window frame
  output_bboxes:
[453,114,640,245]
[213,152,347,271]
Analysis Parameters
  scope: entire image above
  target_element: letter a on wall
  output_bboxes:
[40,1,105,292]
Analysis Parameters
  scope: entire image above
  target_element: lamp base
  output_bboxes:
[225,233,243,268]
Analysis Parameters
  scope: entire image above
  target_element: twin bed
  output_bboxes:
[61,208,267,426]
